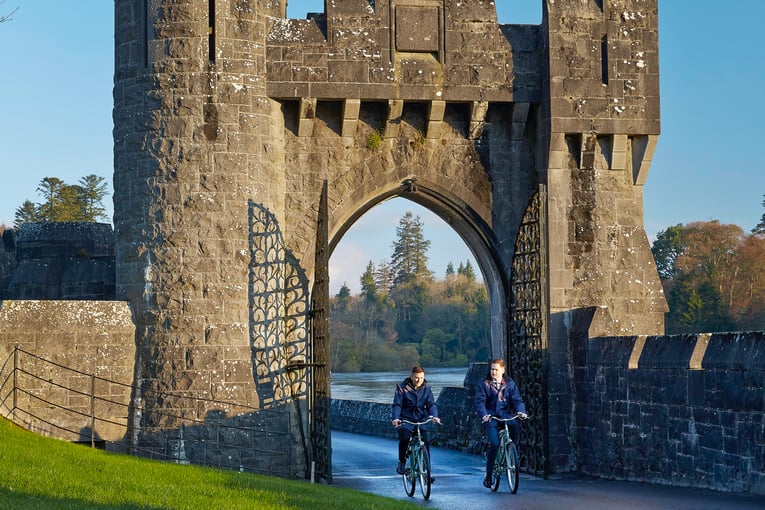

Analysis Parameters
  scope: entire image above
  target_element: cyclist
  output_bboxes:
[474,358,527,488]
[391,366,441,475]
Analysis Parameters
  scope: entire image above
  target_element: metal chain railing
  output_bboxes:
[0,346,293,476]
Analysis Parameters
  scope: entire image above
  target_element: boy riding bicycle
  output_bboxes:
[474,359,527,488]
[391,366,441,475]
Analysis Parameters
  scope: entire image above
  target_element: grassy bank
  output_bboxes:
[0,417,419,510]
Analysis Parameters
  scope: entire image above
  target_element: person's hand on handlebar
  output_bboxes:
[392,419,401,427]
[432,416,441,425]
[481,414,491,423]
[519,412,529,420]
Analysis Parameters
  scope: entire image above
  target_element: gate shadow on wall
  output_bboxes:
[247,200,318,479]
[247,201,309,407]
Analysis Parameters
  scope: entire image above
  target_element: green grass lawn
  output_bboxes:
[0,417,421,510]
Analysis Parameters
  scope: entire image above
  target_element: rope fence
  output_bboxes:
[0,346,294,477]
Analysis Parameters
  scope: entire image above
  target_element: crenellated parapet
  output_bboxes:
[266,0,544,102]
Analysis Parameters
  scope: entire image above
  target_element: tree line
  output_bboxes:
[329,211,490,372]
[331,195,765,373]
[12,175,109,228]
[5,174,763,352]
[651,195,765,333]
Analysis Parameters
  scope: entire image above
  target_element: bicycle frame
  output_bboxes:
[400,417,434,500]
[489,413,524,493]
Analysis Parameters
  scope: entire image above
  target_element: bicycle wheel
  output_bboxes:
[418,446,431,500]
[505,441,519,494]
[402,449,416,497]
[490,447,501,492]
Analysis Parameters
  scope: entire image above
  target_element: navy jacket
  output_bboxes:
[474,376,526,423]
[391,377,438,432]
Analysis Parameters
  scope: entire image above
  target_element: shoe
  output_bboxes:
[483,476,492,488]
[430,476,436,484]
[396,462,405,475]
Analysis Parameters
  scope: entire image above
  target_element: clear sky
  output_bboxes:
[1,1,763,295]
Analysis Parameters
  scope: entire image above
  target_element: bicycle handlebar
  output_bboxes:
[400,416,436,426]
[490,413,528,423]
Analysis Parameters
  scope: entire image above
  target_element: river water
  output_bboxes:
[330,367,468,403]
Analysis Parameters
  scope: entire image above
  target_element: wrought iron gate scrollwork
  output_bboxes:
[509,187,549,477]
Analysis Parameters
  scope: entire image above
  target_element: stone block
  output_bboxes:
[395,6,439,53]
[328,61,369,83]
[637,334,698,368]
[587,336,636,367]
[702,332,765,371]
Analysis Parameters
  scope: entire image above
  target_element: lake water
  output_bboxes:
[330,367,468,403]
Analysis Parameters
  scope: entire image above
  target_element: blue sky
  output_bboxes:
[1,1,763,294]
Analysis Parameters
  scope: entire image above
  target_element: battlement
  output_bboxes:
[267,0,543,103]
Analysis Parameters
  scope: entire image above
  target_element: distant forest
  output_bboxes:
[331,197,765,372]
[329,211,489,372]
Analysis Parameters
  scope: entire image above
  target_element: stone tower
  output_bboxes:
[114,0,664,478]
[114,0,309,476]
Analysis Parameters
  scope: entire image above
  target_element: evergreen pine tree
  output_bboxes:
[15,175,110,226]
[14,200,39,228]
[360,261,378,304]
[58,184,89,221]
[36,177,66,222]
[79,174,109,222]
[390,211,432,284]
[460,260,476,281]
[335,283,352,312]
[374,260,393,295]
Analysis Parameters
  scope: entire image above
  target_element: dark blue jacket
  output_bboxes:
[474,376,526,423]
[391,377,438,432]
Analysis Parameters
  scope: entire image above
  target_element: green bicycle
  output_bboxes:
[489,413,526,493]
[400,417,435,500]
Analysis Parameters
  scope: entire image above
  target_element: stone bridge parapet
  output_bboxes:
[333,334,765,495]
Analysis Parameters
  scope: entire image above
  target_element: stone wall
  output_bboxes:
[0,229,17,299]
[1,223,115,300]
[333,337,765,496]
[0,300,136,445]
[113,0,309,478]
[575,333,765,494]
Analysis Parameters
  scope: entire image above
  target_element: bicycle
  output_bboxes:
[488,413,526,493]
[400,417,435,500]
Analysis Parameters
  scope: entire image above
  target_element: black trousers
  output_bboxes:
[484,421,520,476]
[397,427,430,463]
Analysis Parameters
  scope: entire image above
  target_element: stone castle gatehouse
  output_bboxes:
[10,0,663,481]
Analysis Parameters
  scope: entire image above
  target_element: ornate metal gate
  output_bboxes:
[309,181,332,482]
[509,186,549,477]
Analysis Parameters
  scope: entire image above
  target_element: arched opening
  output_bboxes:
[326,191,508,399]
[330,199,481,296]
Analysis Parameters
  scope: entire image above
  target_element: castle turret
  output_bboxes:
[114,0,305,476]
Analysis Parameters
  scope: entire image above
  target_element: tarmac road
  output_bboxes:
[331,430,765,510]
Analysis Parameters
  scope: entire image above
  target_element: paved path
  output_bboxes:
[331,430,765,510]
